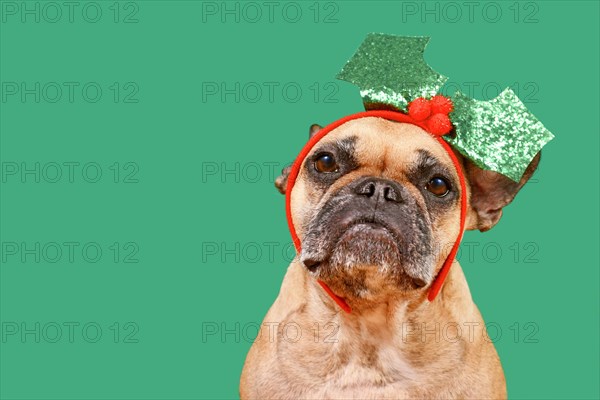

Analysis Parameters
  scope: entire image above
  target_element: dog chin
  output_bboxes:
[313,223,421,301]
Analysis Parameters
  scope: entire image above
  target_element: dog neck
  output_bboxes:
[264,261,479,387]
[296,259,475,332]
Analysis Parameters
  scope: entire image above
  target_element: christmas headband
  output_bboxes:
[285,34,554,312]
[336,33,554,182]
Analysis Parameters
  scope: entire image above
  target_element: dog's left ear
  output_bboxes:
[275,124,322,194]
[464,152,541,232]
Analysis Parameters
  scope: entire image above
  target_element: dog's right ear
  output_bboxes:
[275,124,322,194]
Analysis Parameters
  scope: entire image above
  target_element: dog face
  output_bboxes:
[277,117,539,307]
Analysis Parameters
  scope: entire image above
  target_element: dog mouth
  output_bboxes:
[302,219,402,272]
[339,221,398,240]
[301,214,434,300]
[334,221,400,257]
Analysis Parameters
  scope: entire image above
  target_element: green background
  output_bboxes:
[0,1,598,399]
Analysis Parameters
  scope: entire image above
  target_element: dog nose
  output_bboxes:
[354,178,402,203]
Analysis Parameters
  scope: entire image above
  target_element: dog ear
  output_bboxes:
[464,152,541,232]
[275,124,322,194]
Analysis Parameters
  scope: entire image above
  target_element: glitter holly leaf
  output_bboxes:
[447,89,554,182]
[336,33,448,112]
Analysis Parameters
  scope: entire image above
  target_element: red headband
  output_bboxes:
[285,109,468,313]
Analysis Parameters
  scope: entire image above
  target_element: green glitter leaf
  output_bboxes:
[335,33,554,182]
[336,33,447,111]
[446,89,554,182]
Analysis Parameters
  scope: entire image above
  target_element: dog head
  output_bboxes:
[276,117,539,308]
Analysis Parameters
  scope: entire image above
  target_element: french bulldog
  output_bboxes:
[240,117,539,399]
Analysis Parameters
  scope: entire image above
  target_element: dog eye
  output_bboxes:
[314,152,339,173]
[426,177,450,197]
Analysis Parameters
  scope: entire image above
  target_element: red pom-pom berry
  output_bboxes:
[426,113,453,136]
[408,98,431,121]
[430,95,453,115]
